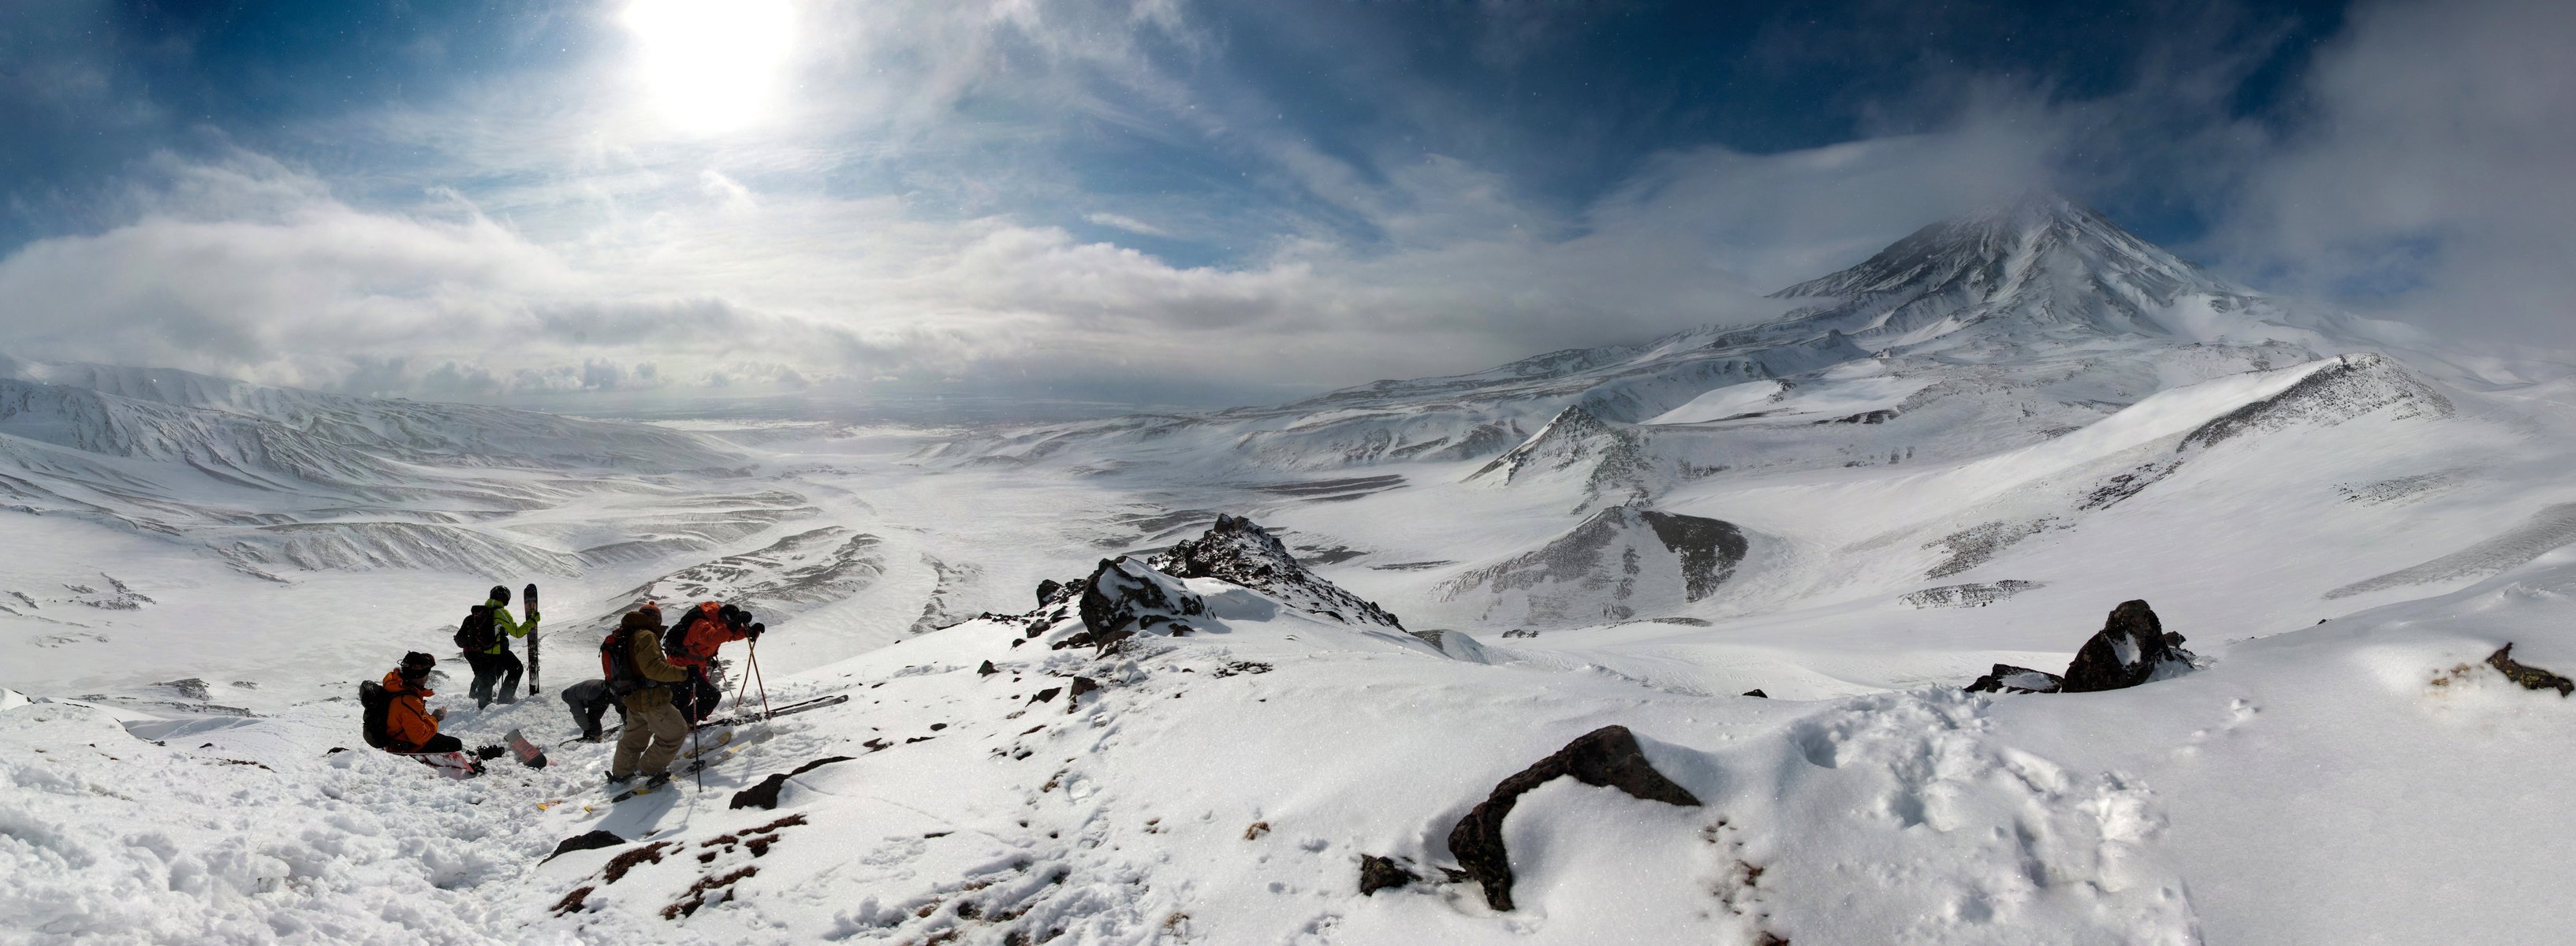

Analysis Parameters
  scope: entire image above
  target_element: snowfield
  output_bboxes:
[8,196,2576,944]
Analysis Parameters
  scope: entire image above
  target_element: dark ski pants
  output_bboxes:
[401,734,465,754]
[466,650,524,708]
[676,668,722,724]
[561,680,626,741]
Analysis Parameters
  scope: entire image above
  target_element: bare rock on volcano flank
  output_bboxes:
[2060,600,2194,693]
[1445,724,1702,911]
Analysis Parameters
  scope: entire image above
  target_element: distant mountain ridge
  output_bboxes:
[936,193,2557,479]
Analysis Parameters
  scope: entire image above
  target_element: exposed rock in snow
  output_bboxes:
[1437,505,1747,627]
[1445,724,1703,911]
[2485,644,2573,697]
[2181,353,2452,451]
[1148,514,1402,629]
[1902,579,2044,609]
[2062,600,2196,692]
[1358,855,1419,896]
[545,831,627,863]
[1965,665,2067,694]
[1060,557,1206,654]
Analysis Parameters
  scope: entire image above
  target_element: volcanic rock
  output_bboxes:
[1445,724,1702,911]
[1359,855,1418,896]
[2487,643,2574,696]
[2060,600,2194,692]
[1965,665,2066,694]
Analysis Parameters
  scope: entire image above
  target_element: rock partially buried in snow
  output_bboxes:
[1071,557,1204,651]
[1964,665,2066,694]
[1445,724,1702,911]
[1358,855,1419,896]
[2485,643,2573,696]
[542,830,625,864]
[2061,600,2195,692]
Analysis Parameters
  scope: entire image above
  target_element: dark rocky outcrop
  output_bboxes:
[977,660,999,676]
[1053,557,1205,653]
[1741,689,1768,698]
[1964,665,2065,694]
[1359,855,1419,896]
[1445,725,1702,911]
[2061,600,2194,692]
[2487,643,2574,696]
[1035,579,1063,608]
[729,756,856,810]
[542,830,626,864]
[1150,515,1404,629]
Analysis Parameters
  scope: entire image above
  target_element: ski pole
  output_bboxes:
[748,640,771,721]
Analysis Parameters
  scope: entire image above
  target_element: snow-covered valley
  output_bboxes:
[9,197,2576,944]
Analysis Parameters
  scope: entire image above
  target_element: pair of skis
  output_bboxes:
[556,693,851,748]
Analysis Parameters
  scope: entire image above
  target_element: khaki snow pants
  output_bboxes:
[612,702,689,777]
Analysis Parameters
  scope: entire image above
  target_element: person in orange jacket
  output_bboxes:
[383,652,465,754]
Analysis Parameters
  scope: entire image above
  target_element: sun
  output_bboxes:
[621,0,798,136]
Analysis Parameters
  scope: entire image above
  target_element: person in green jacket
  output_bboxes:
[464,584,537,709]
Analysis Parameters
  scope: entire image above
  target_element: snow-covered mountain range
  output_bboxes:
[10,196,2576,944]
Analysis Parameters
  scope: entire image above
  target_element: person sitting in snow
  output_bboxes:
[560,678,627,743]
[382,652,464,755]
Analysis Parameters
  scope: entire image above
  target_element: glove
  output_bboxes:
[475,745,506,761]
[748,622,765,642]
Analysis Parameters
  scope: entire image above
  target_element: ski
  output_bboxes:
[504,728,549,769]
[684,728,775,768]
[524,583,541,698]
[698,694,850,728]
[559,694,848,747]
[682,729,734,760]
[606,780,665,803]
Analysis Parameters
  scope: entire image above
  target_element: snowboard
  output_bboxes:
[524,583,540,698]
[504,728,549,769]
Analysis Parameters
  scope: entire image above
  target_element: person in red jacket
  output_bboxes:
[382,652,464,754]
[662,601,764,723]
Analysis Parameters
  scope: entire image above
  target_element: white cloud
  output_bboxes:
[2207,0,2576,344]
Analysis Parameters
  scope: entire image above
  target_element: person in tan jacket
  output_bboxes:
[607,608,692,788]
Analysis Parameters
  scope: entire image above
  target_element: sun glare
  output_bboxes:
[621,0,798,135]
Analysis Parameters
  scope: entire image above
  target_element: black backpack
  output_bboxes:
[453,604,498,653]
[360,680,393,749]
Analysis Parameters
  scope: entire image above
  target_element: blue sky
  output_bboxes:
[0,0,2565,405]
